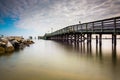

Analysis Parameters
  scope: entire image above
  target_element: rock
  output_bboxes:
[22,40,29,46]
[27,39,34,44]
[0,47,5,54]
[5,41,14,52]
[0,36,34,54]
[11,40,20,49]
[0,42,7,48]
[0,38,8,44]
[19,43,25,49]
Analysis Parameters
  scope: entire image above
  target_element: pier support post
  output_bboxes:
[74,34,77,42]
[76,34,79,47]
[112,40,117,65]
[90,34,92,44]
[87,34,92,54]
[99,34,102,59]
[89,34,92,53]
[75,34,78,42]
[70,34,73,44]
[112,34,117,64]
[80,34,82,42]
[112,34,116,46]
[87,34,89,45]
[96,35,98,55]
[96,35,98,46]
[87,34,92,44]
[78,34,80,42]
[99,34,102,46]
[83,41,85,53]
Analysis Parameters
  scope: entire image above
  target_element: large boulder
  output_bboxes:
[5,41,14,52]
[11,40,20,49]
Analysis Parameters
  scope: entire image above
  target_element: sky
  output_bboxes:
[0,0,120,37]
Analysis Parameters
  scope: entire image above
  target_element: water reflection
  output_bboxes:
[0,46,26,57]
[0,39,120,80]
[112,43,117,66]
[0,52,13,57]
[56,39,118,65]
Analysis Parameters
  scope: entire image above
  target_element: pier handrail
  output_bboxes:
[46,16,120,37]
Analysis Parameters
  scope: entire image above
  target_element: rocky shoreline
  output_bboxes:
[0,36,34,54]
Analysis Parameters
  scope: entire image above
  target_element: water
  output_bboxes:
[0,39,120,80]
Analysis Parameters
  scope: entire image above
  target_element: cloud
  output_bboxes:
[0,0,120,35]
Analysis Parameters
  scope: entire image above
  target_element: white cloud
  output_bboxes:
[0,0,120,36]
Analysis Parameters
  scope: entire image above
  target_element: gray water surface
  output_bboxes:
[0,39,120,80]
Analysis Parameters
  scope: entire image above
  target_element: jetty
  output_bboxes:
[0,36,34,54]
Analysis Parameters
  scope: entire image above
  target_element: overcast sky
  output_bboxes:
[0,0,120,36]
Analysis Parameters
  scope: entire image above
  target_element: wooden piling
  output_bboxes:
[96,35,98,46]
[99,34,102,46]
[96,35,98,55]
[99,34,102,59]
[112,34,116,46]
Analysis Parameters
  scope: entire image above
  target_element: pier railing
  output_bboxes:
[46,16,120,37]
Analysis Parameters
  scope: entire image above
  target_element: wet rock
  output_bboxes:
[27,39,34,44]
[0,47,5,54]
[11,40,20,49]
[22,40,29,46]
[19,43,26,49]
[5,41,14,53]
[0,42,6,48]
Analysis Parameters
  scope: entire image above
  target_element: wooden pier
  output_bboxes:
[44,16,120,49]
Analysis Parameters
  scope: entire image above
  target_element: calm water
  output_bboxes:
[0,39,120,80]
